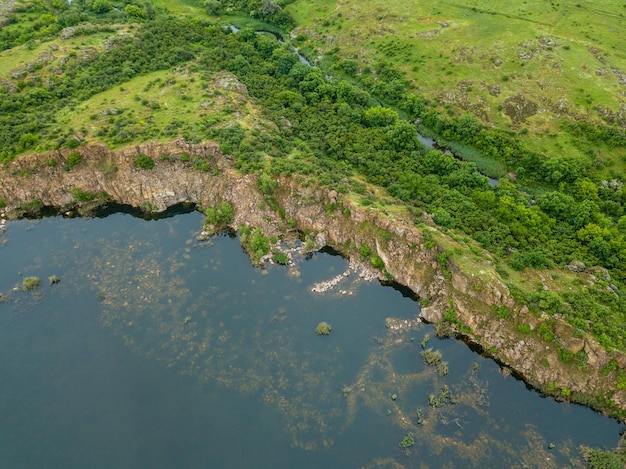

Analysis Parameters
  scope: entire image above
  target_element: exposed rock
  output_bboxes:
[612,68,626,87]
[503,94,538,124]
[587,266,611,282]
[488,83,501,96]
[214,72,249,95]
[565,260,586,272]
[327,190,338,203]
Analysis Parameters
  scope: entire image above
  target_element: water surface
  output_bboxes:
[0,212,621,468]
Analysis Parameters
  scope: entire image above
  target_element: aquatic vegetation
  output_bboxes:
[48,275,60,285]
[428,385,454,408]
[437,361,449,377]
[316,322,332,335]
[421,348,443,366]
[183,316,192,324]
[399,431,414,448]
[580,445,626,469]
[420,333,430,348]
[22,276,41,291]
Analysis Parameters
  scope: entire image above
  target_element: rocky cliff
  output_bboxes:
[1,140,625,417]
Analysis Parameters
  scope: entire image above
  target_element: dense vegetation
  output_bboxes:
[1,1,625,355]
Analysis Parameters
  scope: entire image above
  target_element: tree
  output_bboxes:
[91,0,111,14]
[124,4,145,19]
[261,0,280,16]
[386,120,419,152]
[364,106,397,127]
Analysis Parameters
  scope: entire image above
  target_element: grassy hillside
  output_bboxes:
[288,0,626,174]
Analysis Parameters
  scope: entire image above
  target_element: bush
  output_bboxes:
[272,251,289,265]
[433,208,453,227]
[315,321,332,335]
[510,250,552,271]
[250,228,270,259]
[134,154,155,170]
[258,172,276,196]
[23,277,41,290]
[71,187,96,202]
[65,152,82,170]
[205,201,234,227]
[359,244,372,258]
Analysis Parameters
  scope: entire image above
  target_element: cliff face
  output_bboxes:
[1,140,625,416]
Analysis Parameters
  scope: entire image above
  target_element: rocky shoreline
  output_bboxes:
[1,139,625,419]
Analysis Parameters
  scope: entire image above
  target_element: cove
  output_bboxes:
[0,211,622,468]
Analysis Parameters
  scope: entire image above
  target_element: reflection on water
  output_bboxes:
[0,212,622,468]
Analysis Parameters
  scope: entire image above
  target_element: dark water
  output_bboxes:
[0,212,622,468]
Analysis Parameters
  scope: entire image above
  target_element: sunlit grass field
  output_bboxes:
[287,0,626,168]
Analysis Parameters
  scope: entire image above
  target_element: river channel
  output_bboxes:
[0,211,622,468]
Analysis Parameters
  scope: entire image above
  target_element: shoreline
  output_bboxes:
[2,139,626,420]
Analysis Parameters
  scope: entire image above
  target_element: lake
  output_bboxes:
[0,211,622,468]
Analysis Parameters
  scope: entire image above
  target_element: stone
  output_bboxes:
[565,260,586,272]
[315,232,327,248]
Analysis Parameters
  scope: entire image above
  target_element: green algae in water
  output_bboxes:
[0,212,623,468]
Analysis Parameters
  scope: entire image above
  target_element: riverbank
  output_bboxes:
[1,139,625,419]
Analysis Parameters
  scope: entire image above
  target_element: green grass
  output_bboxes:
[0,27,124,79]
[288,0,626,171]
[51,67,262,150]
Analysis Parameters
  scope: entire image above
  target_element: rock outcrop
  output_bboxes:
[1,140,624,417]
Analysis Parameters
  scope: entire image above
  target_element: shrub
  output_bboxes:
[272,251,289,265]
[65,152,82,170]
[23,277,41,290]
[250,228,270,259]
[134,154,155,170]
[315,321,332,335]
[370,255,384,270]
[258,172,276,196]
[205,201,234,227]
[510,250,552,271]
[359,244,372,258]
[71,187,96,202]
[433,208,453,227]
